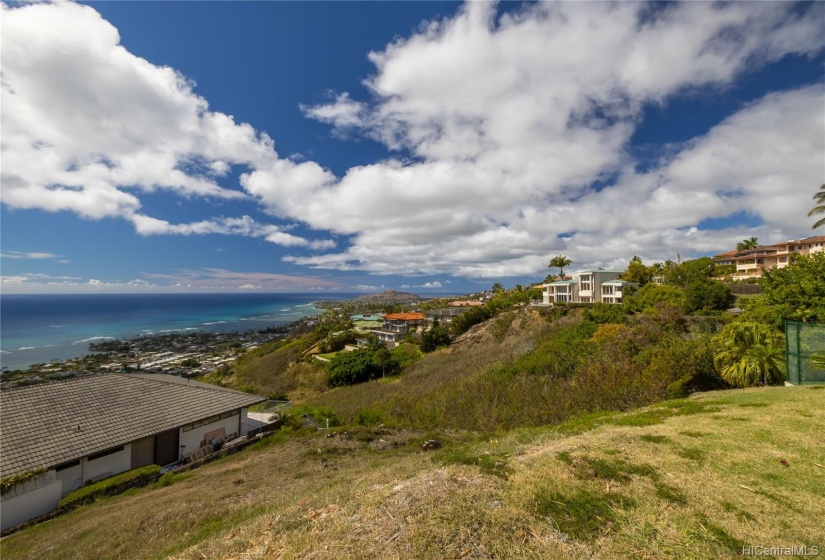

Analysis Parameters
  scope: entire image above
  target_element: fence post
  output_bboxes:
[785,321,793,384]
[795,321,802,384]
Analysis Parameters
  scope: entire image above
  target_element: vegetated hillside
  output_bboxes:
[305,305,725,431]
[353,290,422,303]
[4,386,823,559]
[207,335,326,400]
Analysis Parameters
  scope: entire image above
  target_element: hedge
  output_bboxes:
[58,464,162,510]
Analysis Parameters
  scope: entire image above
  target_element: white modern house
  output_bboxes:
[0,374,265,530]
[543,269,632,305]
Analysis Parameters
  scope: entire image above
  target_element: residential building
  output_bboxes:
[543,269,629,305]
[0,374,264,530]
[600,279,633,304]
[423,307,470,325]
[713,236,825,279]
[369,312,426,347]
[449,300,484,307]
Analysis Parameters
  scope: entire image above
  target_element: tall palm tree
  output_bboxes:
[549,255,572,279]
[808,184,825,229]
[713,321,786,387]
[736,237,759,252]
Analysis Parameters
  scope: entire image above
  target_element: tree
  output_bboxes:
[713,322,786,387]
[736,237,759,251]
[622,255,652,285]
[624,283,687,313]
[684,278,733,313]
[421,321,451,352]
[371,347,393,378]
[808,184,825,229]
[549,255,572,279]
[326,348,399,387]
[491,282,504,293]
[662,257,716,287]
[743,252,825,327]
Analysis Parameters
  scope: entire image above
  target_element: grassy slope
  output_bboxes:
[217,337,327,400]
[4,386,823,559]
[303,310,551,425]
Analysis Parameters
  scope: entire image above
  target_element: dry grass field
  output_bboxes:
[3,385,823,560]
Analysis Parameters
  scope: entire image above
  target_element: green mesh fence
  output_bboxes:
[785,321,825,385]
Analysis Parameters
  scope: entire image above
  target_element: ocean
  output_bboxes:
[0,293,355,371]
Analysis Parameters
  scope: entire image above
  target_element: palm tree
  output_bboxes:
[808,184,825,229]
[736,237,758,252]
[549,255,572,279]
[713,321,786,387]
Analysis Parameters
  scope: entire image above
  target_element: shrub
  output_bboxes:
[582,303,627,324]
[624,284,687,313]
[355,408,385,426]
[286,405,340,428]
[318,329,357,353]
[421,322,451,352]
[684,278,734,313]
[59,465,162,510]
[326,349,397,387]
[713,321,786,387]
[450,305,494,336]
[391,342,423,367]
[1,467,47,496]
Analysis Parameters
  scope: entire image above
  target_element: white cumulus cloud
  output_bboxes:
[0,1,330,242]
[278,2,825,276]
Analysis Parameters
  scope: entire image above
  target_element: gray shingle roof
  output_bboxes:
[1,374,264,477]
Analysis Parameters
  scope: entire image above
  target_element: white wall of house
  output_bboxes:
[83,444,132,483]
[0,476,62,531]
[179,412,242,453]
[55,462,84,496]
[240,408,251,435]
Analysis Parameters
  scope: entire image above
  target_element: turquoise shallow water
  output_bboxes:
[0,293,354,370]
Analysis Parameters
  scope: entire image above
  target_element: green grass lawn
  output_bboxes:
[3,386,823,559]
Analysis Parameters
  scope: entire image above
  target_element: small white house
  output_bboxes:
[0,374,264,530]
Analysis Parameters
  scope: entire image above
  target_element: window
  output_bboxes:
[56,460,81,471]
[88,446,125,462]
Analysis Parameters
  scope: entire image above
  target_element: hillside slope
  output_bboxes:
[4,386,823,559]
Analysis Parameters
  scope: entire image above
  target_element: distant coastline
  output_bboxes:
[0,293,353,371]
[0,291,456,371]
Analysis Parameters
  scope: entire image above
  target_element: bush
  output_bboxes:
[391,342,423,367]
[624,284,687,313]
[318,330,357,353]
[326,349,399,387]
[355,408,385,426]
[286,405,340,428]
[684,278,734,313]
[450,305,494,336]
[421,322,451,352]
[582,303,627,324]
[59,465,162,510]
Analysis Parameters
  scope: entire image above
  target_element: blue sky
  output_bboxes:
[1,1,823,294]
